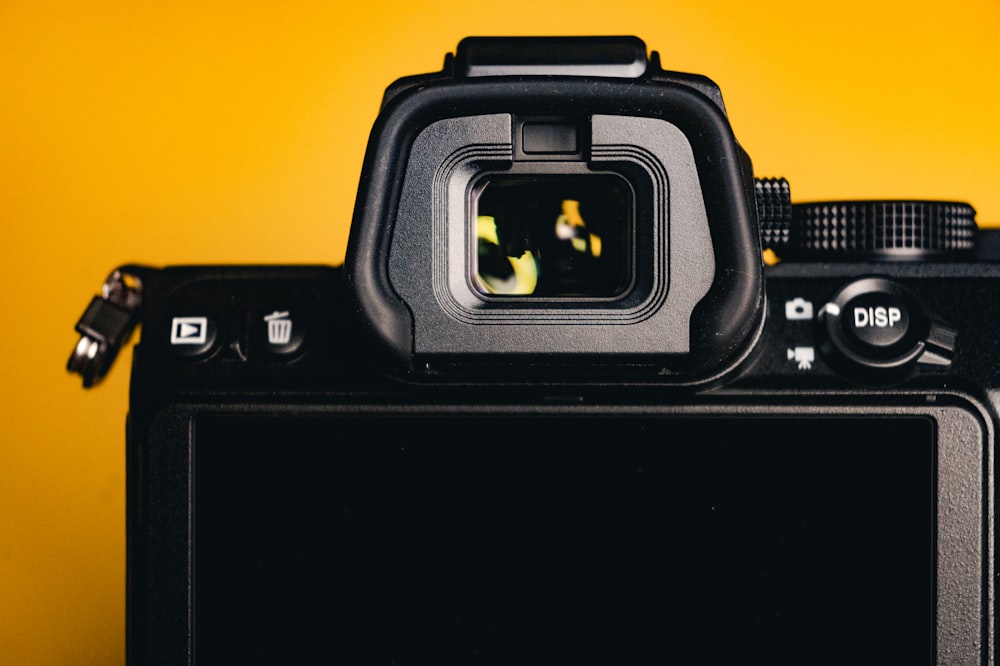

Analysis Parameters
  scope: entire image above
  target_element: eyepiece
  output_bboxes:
[348,38,764,380]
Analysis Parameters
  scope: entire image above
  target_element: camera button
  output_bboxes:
[168,316,218,357]
[253,309,305,356]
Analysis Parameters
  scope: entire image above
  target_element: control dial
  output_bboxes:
[763,198,977,261]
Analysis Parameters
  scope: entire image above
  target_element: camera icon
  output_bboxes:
[785,297,814,321]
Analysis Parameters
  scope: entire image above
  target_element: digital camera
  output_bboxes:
[70,37,999,664]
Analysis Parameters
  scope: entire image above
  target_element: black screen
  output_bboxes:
[194,416,934,664]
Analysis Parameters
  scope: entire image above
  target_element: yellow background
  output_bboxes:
[2,1,999,663]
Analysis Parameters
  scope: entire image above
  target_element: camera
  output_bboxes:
[70,37,998,664]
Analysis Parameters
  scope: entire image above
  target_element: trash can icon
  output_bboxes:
[264,311,293,345]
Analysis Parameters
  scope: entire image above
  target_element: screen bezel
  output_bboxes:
[128,397,993,665]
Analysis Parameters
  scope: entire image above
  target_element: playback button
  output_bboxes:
[252,309,305,356]
[168,316,218,357]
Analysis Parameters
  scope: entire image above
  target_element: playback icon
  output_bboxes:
[170,317,208,345]
[169,316,216,356]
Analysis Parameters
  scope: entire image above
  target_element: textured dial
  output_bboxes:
[786,200,977,260]
[754,177,792,251]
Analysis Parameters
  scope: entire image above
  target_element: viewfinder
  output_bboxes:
[474,174,632,297]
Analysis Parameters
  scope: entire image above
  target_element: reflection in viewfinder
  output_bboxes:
[474,174,631,297]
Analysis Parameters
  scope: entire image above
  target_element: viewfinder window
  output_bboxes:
[474,174,632,297]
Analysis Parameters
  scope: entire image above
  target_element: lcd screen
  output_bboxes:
[194,416,934,664]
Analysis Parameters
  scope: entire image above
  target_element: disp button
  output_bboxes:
[842,291,910,350]
[819,278,950,374]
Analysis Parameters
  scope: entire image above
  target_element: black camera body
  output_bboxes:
[71,38,999,664]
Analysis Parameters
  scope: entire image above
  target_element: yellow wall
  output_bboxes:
[2,2,998,663]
